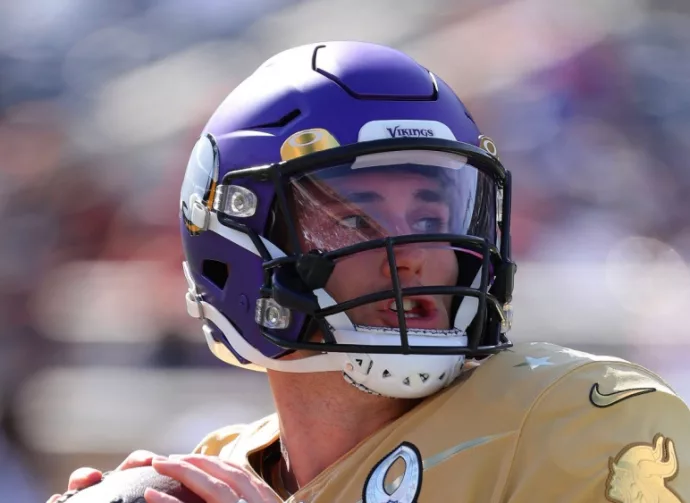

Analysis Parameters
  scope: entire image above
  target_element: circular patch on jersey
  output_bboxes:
[180,134,219,234]
[362,441,423,503]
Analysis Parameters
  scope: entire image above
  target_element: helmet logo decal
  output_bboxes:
[280,128,340,161]
[386,125,435,138]
[606,434,681,503]
[478,135,500,160]
[180,134,219,234]
[358,120,456,142]
[363,441,423,503]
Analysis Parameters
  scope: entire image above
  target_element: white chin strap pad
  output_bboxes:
[335,329,467,399]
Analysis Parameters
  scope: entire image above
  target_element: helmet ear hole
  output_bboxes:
[202,260,230,289]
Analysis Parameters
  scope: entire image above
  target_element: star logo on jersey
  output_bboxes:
[590,383,656,408]
[514,356,553,370]
[606,434,681,503]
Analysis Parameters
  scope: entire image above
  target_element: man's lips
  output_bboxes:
[374,295,445,329]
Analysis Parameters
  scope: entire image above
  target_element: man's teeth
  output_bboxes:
[389,299,421,318]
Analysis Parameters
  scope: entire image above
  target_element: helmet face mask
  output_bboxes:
[180,42,516,398]
[205,137,514,352]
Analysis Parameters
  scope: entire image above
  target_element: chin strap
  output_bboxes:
[185,286,344,373]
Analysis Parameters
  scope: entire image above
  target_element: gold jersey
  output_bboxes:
[194,342,690,502]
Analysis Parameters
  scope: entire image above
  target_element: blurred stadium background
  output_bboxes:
[1,0,689,499]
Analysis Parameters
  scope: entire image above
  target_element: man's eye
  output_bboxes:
[412,217,445,233]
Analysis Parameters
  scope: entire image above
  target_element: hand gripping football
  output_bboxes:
[55,466,206,503]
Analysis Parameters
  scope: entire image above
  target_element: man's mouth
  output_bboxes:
[388,298,431,319]
[376,296,444,329]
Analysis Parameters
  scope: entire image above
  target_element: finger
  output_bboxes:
[46,494,62,503]
[177,455,277,500]
[144,488,182,503]
[152,458,239,503]
[117,450,165,470]
[67,467,102,491]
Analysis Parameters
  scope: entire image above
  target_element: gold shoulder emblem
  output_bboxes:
[606,434,682,503]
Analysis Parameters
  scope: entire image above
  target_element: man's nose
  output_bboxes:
[380,243,426,280]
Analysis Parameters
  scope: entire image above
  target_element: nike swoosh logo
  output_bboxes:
[589,382,656,408]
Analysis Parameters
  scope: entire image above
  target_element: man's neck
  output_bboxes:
[267,371,420,493]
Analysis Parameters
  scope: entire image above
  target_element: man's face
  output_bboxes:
[293,170,459,330]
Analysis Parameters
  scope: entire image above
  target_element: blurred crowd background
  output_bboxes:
[1,0,690,500]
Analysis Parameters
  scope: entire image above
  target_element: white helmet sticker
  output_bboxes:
[358,120,456,142]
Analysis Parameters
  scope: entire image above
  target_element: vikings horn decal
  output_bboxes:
[606,434,682,503]
[180,134,219,234]
[363,442,423,503]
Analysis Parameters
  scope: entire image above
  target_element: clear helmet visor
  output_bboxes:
[287,150,498,332]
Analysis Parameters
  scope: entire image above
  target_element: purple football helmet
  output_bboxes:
[180,41,515,398]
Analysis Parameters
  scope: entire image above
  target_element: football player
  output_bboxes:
[49,41,690,503]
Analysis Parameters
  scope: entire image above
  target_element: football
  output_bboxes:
[55,466,205,503]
